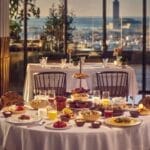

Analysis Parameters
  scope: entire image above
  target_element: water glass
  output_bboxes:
[39,57,48,67]
[48,89,56,106]
[101,91,110,106]
[81,56,86,64]
[102,58,108,67]
[38,108,47,119]
[102,91,110,100]
[61,58,67,68]
[92,90,100,103]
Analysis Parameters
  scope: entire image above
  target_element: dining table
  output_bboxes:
[23,62,138,102]
[0,109,150,150]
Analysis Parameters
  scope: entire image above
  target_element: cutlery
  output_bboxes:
[27,121,46,128]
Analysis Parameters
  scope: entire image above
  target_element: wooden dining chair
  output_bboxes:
[33,71,67,96]
[1,91,24,107]
[96,71,128,99]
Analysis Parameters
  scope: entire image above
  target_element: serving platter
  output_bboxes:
[139,109,150,116]
[45,122,72,130]
[6,115,41,125]
[105,116,142,127]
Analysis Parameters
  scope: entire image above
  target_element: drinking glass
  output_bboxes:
[102,58,108,67]
[47,110,57,120]
[38,108,47,119]
[48,89,56,107]
[92,90,101,104]
[39,57,48,67]
[104,109,113,118]
[101,91,110,106]
[81,56,86,64]
[61,58,67,68]
[102,91,110,100]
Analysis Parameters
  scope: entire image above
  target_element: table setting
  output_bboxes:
[1,90,150,150]
[23,60,138,102]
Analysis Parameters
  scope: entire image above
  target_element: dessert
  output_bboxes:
[138,104,150,115]
[53,120,67,128]
[30,99,49,110]
[16,105,24,111]
[114,117,131,123]
[75,119,85,127]
[2,105,25,114]
[62,108,74,117]
[130,110,139,118]
[138,96,150,109]
[2,111,12,118]
[68,100,93,109]
[73,73,89,79]
[60,114,70,122]
[91,121,101,128]
[80,110,101,122]
[1,91,24,107]
[71,87,89,101]
[18,114,30,120]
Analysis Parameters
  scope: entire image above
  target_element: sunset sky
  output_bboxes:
[36,0,150,17]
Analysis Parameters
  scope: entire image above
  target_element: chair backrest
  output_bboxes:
[33,72,67,96]
[1,91,24,107]
[96,71,128,99]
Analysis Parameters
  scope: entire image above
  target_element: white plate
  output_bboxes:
[45,122,72,130]
[6,115,41,125]
[105,116,142,127]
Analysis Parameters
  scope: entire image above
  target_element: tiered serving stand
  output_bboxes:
[73,59,89,88]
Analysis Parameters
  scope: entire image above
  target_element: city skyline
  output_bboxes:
[36,0,150,17]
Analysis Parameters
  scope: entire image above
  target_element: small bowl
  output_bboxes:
[130,110,139,118]
[60,115,70,122]
[91,121,101,128]
[2,111,12,118]
[75,119,85,127]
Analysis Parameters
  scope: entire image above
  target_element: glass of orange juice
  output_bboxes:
[101,91,111,106]
[47,110,57,120]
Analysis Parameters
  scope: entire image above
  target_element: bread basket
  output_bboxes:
[30,99,49,110]
[80,110,101,122]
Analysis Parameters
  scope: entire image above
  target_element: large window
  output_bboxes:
[68,0,102,56]
[9,0,150,95]
[146,0,150,91]
[107,0,143,92]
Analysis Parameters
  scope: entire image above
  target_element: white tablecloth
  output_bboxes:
[0,113,150,150]
[23,63,138,101]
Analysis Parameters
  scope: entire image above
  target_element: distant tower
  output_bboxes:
[113,0,120,29]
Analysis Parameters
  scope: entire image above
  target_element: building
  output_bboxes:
[113,0,120,29]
